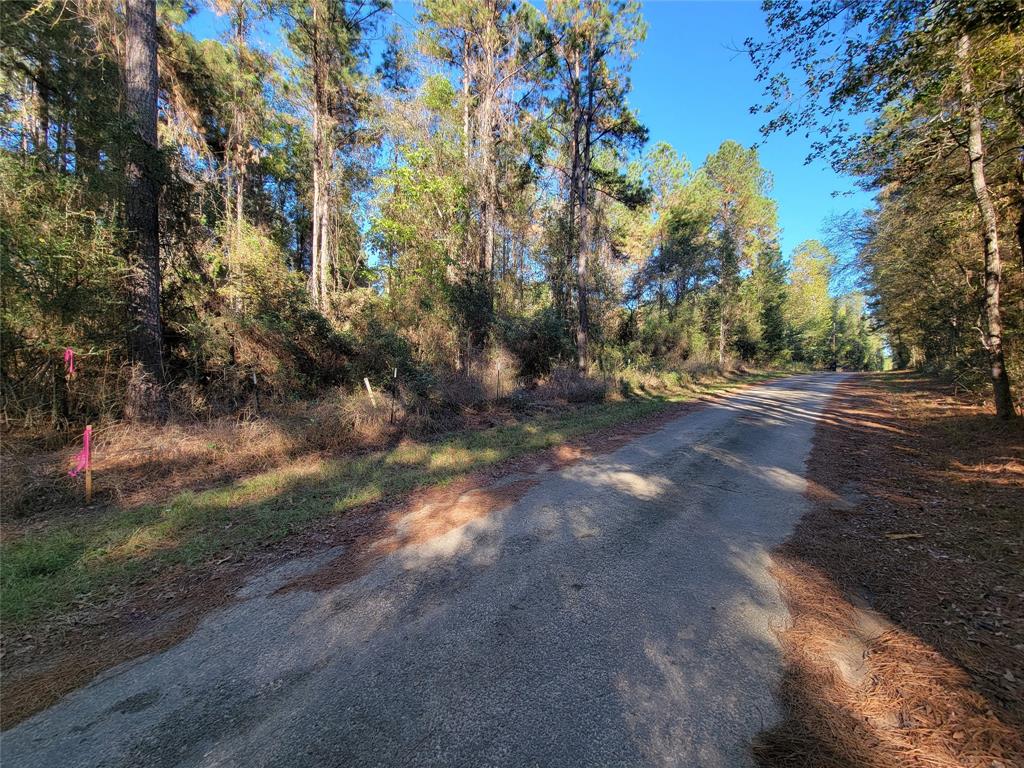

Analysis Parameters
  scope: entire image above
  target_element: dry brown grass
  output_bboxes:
[3,406,330,523]
[0,368,621,535]
[1,381,433,525]
[533,365,610,403]
[756,373,1024,767]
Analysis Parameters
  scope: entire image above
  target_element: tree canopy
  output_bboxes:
[13,0,1012,433]
[749,0,1022,416]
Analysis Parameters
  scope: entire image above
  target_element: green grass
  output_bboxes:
[1,372,779,629]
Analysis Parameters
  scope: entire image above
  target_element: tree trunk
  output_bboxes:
[236,168,244,237]
[717,220,741,367]
[478,0,499,281]
[309,156,321,305]
[232,5,247,246]
[308,1,325,308]
[36,65,50,163]
[1016,158,1024,267]
[461,36,473,280]
[57,118,67,170]
[462,37,471,166]
[575,163,591,374]
[565,50,584,370]
[19,77,32,156]
[472,6,500,352]
[958,35,1015,418]
[319,193,332,301]
[480,123,497,278]
[122,0,167,421]
[575,235,589,372]
[224,148,234,240]
[718,309,726,365]
[575,53,596,374]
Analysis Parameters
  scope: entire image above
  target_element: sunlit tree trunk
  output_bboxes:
[231,5,248,248]
[319,178,332,301]
[718,313,726,365]
[477,0,499,281]
[307,0,327,308]
[574,52,596,374]
[36,62,50,163]
[19,77,32,157]
[461,36,472,283]
[564,48,582,367]
[958,35,1015,418]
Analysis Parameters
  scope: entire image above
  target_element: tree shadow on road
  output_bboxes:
[4,375,838,767]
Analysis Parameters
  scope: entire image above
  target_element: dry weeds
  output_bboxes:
[1,372,606,529]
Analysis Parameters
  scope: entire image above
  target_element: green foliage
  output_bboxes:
[421,73,456,113]
[752,245,789,364]
[834,293,886,371]
[785,240,836,366]
[187,225,355,406]
[750,0,1021,407]
[0,156,126,422]
[497,306,575,379]
[0,0,897,439]
[700,141,778,267]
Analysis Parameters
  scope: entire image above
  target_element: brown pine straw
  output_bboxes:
[755,372,1024,768]
[755,557,1024,768]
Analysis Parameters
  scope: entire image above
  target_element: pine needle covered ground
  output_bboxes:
[756,372,1024,767]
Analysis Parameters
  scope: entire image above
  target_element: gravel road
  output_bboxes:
[2,374,846,768]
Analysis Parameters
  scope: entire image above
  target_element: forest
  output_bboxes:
[2,3,1023,763]
[0,0,1019,439]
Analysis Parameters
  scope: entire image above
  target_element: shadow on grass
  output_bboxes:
[2,371,792,630]
[2,396,680,628]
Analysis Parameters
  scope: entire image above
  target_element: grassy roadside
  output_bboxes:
[2,371,781,632]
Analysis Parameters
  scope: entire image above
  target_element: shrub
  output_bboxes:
[0,156,126,427]
[339,390,405,443]
[535,366,608,404]
[162,225,357,416]
[497,306,573,379]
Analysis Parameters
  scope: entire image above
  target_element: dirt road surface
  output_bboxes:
[2,374,847,768]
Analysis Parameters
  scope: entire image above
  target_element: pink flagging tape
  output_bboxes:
[64,347,75,376]
[69,425,91,478]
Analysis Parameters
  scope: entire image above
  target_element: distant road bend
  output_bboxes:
[3,374,848,768]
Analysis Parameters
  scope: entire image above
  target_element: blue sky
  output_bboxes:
[628,1,873,258]
[185,0,875,261]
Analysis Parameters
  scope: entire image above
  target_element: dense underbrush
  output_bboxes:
[3,357,710,523]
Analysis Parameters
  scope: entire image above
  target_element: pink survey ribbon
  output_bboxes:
[69,425,92,478]
[64,347,75,376]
